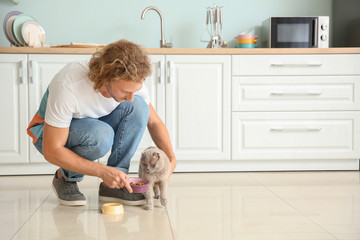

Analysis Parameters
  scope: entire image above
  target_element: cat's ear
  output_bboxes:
[140,152,146,162]
[152,152,160,159]
[150,152,160,166]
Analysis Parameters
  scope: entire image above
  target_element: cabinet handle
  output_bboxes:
[270,127,321,132]
[18,60,25,84]
[159,61,164,83]
[270,90,322,96]
[168,61,175,83]
[30,60,38,84]
[270,63,323,67]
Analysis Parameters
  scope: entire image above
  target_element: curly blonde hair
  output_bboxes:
[88,39,152,91]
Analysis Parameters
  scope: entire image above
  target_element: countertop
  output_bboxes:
[0,47,360,55]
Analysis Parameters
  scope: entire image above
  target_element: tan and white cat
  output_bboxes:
[139,146,170,210]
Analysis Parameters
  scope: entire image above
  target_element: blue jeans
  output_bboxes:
[34,96,150,182]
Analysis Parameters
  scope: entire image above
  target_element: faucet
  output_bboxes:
[141,6,173,48]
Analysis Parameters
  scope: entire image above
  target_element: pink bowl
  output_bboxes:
[235,34,259,40]
[128,177,149,193]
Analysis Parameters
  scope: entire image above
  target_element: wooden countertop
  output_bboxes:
[1,47,360,55]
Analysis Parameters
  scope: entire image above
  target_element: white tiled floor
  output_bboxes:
[1,171,359,240]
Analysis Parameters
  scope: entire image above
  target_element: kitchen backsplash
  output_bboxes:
[0,0,333,48]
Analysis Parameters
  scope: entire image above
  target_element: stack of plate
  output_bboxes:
[234,34,259,48]
[3,11,46,47]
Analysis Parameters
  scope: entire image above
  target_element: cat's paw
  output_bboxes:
[145,204,154,210]
[160,198,167,207]
[154,194,160,199]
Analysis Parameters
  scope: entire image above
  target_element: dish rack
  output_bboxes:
[3,11,46,47]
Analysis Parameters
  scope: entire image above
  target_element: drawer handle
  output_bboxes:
[270,63,323,67]
[270,90,322,96]
[270,127,322,132]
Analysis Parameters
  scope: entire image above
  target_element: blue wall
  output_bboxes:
[0,0,333,48]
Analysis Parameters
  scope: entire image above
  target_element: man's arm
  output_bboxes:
[147,103,177,177]
[42,123,132,191]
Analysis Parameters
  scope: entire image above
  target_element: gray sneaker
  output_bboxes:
[99,182,146,206]
[52,171,86,206]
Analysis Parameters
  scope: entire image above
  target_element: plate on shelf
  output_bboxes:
[22,20,45,47]
[2,11,23,46]
[6,16,18,45]
[12,14,36,46]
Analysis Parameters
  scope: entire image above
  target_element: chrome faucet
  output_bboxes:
[141,6,173,48]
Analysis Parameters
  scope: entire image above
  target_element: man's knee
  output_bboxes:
[91,123,114,158]
[69,121,114,160]
[131,96,150,126]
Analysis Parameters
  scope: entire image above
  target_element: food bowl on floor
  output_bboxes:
[128,177,149,193]
[101,203,124,215]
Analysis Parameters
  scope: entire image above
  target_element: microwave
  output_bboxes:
[262,16,329,48]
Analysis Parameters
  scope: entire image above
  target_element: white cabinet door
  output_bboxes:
[0,54,28,163]
[133,55,166,160]
[166,55,231,160]
[28,54,91,163]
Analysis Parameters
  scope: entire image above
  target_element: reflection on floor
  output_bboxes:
[0,171,359,240]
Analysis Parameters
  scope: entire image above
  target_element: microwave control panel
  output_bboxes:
[318,16,329,48]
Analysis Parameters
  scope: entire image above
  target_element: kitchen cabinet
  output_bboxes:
[164,55,231,161]
[0,54,28,164]
[1,51,359,174]
[231,54,360,169]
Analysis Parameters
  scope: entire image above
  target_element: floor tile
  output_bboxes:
[231,186,336,240]
[337,171,360,183]
[2,171,359,240]
[166,173,335,240]
[166,173,257,240]
[249,171,360,240]
[168,172,261,187]
[248,171,358,186]
[266,185,360,240]
[0,175,53,240]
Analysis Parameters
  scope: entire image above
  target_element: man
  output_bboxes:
[27,39,176,206]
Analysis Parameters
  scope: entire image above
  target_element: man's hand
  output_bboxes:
[100,166,133,193]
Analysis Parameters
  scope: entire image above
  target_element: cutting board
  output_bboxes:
[52,44,104,48]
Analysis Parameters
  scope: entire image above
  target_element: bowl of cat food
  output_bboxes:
[128,177,149,193]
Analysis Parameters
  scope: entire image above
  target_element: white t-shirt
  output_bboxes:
[45,61,150,128]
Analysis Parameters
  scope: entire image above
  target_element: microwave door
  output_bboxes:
[271,17,318,48]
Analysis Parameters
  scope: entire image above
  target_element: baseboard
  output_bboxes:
[1,159,358,176]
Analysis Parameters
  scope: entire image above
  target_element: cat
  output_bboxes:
[138,146,170,210]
